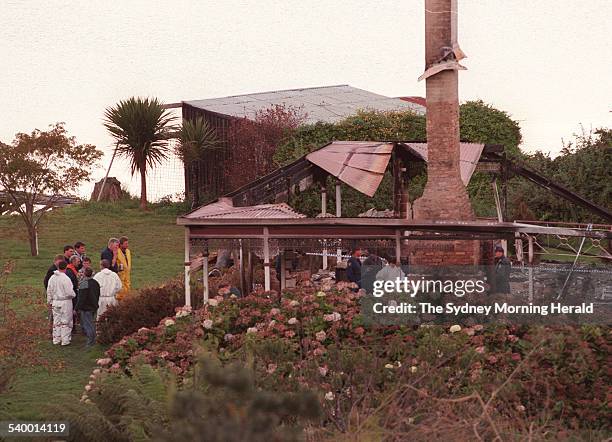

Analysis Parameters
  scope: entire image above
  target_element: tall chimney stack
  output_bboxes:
[407,0,480,266]
[412,0,474,221]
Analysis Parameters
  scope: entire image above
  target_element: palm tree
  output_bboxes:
[104,97,175,209]
[175,117,218,206]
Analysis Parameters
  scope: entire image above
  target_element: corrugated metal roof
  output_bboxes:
[185,199,305,220]
[402,143,484,185]
[184,85,425,124]
[306,141,394,197]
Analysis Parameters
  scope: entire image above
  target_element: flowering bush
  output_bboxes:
[94,283,610,436]
[96,279,185,345]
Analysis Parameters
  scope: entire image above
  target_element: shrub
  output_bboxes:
[50,354,319,442]
[95,283,610,436]
[97,279,185,345]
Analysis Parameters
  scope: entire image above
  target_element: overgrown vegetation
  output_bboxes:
[225,104,306,191]
[51,354,319,442]
[71,284,610,440]
[509,128,612,223]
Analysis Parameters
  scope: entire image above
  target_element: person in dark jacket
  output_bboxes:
[63,245,75,264]
[361,252,383,294]
[73,241,87,270]
[346,248,363,289]
[493,246,511,294]
[101,238,120,273]
[76,267,100,347]
[44,254,66,290]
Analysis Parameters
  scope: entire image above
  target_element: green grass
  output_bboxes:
[0,200,186,421]
[0,199,185,289]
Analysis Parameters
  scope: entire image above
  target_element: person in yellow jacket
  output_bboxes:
[116,236,132,301]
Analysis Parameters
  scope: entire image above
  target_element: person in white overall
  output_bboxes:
[93,258,122,317]
[46,261,76,345]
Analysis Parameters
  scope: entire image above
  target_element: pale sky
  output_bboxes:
[1,0,610,198]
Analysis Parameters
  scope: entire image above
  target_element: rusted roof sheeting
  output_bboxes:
[402,142,484,185]
[306,141,394,197]
[185,199,305,220]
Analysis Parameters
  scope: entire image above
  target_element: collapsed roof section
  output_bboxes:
[306,141,394,197]
[183,198,305,220]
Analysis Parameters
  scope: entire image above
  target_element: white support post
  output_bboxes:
[321,188,328,270]
[336,183,342,263]
[202,242,209,304]
[528,235,534,265]
[263,227,271,291]
[280,251,286,290]
[492,177,507,255]
[515,232,524,266]
[184,228,191,307]
[239,240,245,295]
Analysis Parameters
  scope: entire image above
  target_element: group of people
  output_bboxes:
[44,237,132,346]
[345,245,511,293]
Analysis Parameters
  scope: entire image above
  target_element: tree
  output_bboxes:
[0,123,102,255]
[104,97,175,210]
[275,103,524,218]
[175,117,219,206]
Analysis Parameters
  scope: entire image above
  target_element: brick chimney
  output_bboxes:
[408,0,479,265]
[412,0,473,221]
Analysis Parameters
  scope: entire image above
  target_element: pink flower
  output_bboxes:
[323,312,341,322]
[353,327,365,336]
[511,353,521,361]
[266,363,277,374]
[487,355,498,364]
[288,317,299,325]
[284,330,296,338]
[96,358,112,366]
[475,346,485,354]
[203,319,214,329]
[318,366,328,376]
[270,308,280,316]
[473,324,484,331]
[315,330,327,342]
[313,347,325,356]
[84,385,92,392]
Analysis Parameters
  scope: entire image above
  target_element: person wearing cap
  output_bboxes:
[493,245,511,294]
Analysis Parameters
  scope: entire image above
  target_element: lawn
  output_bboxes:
[0,199,186,421]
